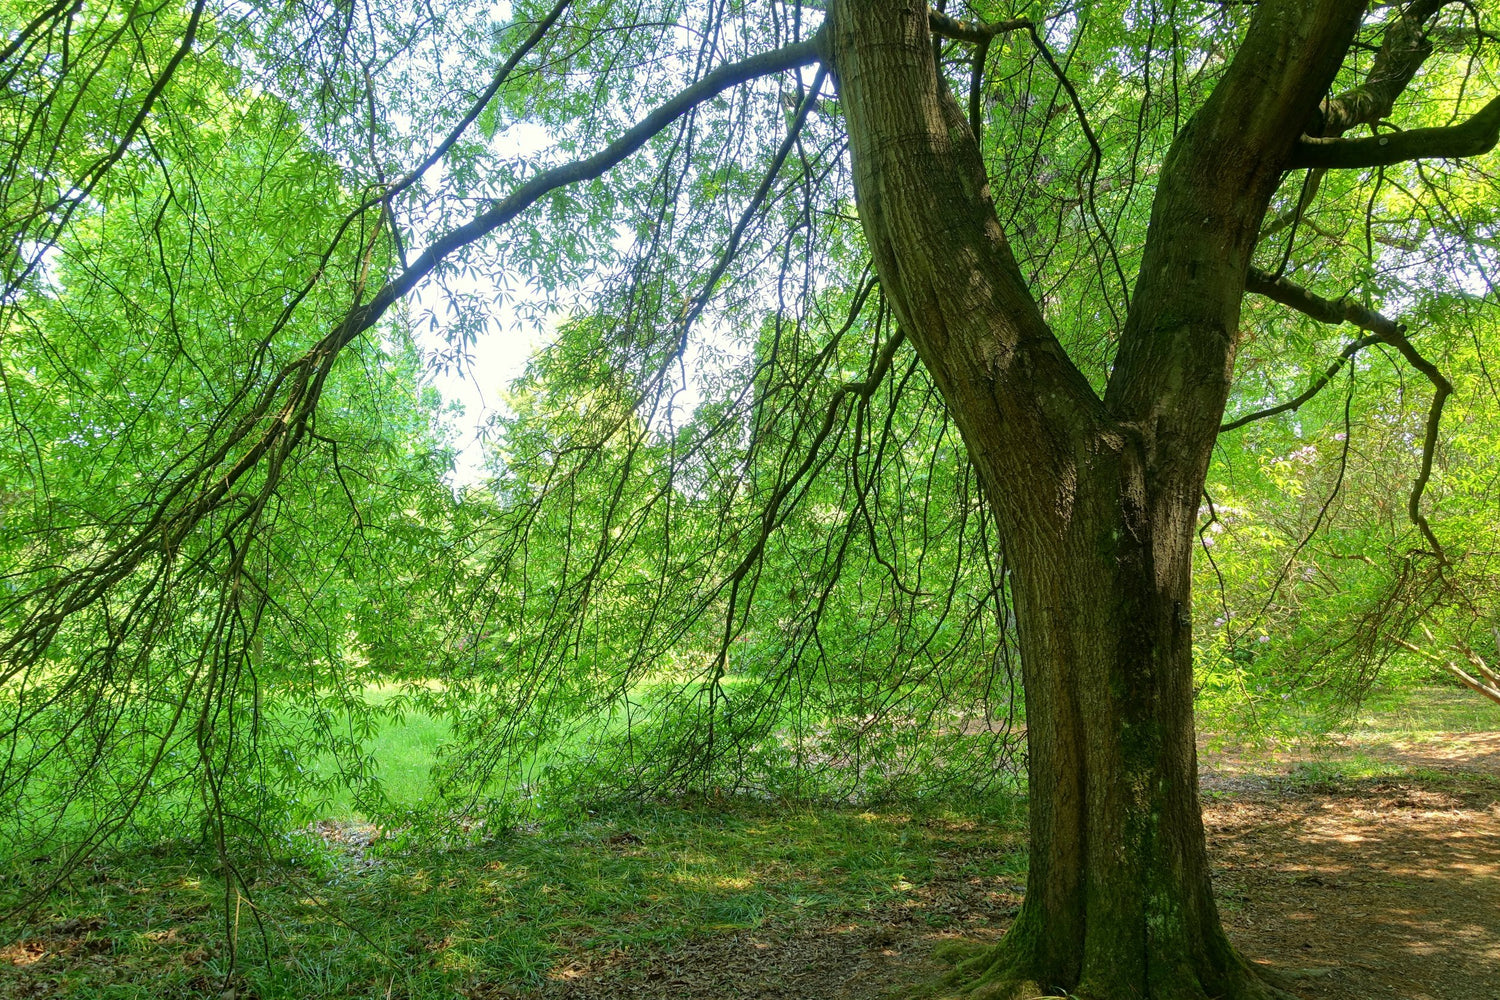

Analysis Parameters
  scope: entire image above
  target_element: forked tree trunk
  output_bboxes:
[827,1,1366,996]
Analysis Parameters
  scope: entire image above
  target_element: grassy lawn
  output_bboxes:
[1351,683,1500,735]
[0,797,1027,999]
[3,681,1493,999]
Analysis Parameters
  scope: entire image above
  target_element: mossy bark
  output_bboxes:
[827,1,1365,996]
[933,439,1298,1000]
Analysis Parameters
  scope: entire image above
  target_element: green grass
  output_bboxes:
[1197,677,1498,750]
[1272,755,1411,790]
[0,797,1027,999]
[1349,684,1500,736]
[4,677,1494,998]
[300,695,451,819]
[1200,682,1500,791]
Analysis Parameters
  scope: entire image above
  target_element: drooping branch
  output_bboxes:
[680,65,830,339]
[1240,267,1453,560]
[1021,22,1129,307]
[2,0,210,302]
[924,9,1022,145]
[1220,332,1381,431]
[0,32,828,676]
[1291,93,1500,168]
[1378,324,1453,561]
[733,317,906,586]
[931,6,1123,299]
[1259,167,1327,241]
[1244,3,1472,559]
[695,307,910,766]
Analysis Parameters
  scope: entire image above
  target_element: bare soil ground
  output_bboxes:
[1205,731,1500,1000]
[494,732,1500,1000]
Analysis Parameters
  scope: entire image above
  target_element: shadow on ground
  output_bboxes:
[4,732,1495,999]
[1209,775,1500,1000]
[480,741,1500,1000]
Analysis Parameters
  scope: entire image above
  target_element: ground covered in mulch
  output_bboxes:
[489,733,1500,1000]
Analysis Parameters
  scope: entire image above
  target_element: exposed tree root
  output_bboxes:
[915,936,1300,1000]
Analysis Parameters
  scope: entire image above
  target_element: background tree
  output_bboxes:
[3,2,1499,998]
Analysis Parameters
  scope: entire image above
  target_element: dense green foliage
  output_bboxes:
[1,0,1497,937]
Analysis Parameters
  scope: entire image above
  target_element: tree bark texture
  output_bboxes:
[827,2,1365,996]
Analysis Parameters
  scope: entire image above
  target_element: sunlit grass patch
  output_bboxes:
[1352,684,1499,735]
[0,797,1027,999]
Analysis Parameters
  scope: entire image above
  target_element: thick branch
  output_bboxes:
[219,31,826,512]
[1460,644,1500,689]
[927,10,1032,44]
[967,36,990,141]
[1393,635,1500,705]
[1315,0,1452,136]
[1264,3,1451,238]
[1440,662,1500,704]
[830,0,1107,512]
[344,33,825,352]
[1244,266,1402,336]
[1292,93,1500,168]
[722,324,906,593]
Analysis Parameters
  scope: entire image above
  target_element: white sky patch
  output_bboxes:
[415,286,553,486]
[415,276,737,487]
[407,122,560,485]
[407,114,756,485]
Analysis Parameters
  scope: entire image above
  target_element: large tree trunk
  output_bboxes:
[995,445,1255,998]
[826,1,1365,996]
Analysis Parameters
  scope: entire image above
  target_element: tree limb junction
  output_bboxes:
[1292,94,1500,168]
[926,11,1032,44]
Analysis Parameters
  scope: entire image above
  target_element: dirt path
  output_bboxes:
[1205,731,1500,1000]
[1209,780,1500,999]
[500,735,1500,1000]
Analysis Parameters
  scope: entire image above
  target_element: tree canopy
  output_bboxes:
[3,1,1499,996]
